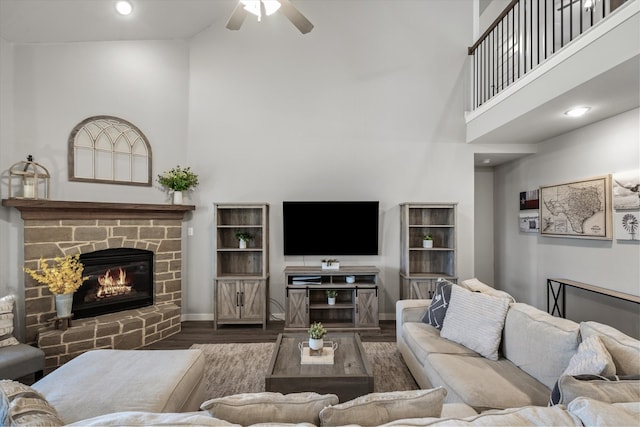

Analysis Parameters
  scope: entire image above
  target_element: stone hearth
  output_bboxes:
[2,199,195,370]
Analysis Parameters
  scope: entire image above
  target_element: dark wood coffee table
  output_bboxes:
[265,332,374,402]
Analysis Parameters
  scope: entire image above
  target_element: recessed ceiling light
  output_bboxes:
[564,106,591,117]
[482,159,491,164]
[115,1,133,16]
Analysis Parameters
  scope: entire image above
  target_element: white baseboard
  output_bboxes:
[181,313,214,322]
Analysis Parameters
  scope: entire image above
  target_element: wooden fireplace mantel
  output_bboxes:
[1,199,195,220]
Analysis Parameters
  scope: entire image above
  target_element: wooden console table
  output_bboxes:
[547,278,640,318]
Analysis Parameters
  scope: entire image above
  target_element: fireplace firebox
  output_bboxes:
[74,248,154,319]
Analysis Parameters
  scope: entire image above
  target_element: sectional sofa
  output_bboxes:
[396,278,640,410]
[2,278,639,426]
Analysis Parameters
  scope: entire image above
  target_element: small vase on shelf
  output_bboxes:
[172,191,183,205]
[309,338,324,350]
[55,293,73,318]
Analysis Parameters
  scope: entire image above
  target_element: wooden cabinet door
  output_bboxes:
[286,288,308,328]
[240,279,265,321]
[411,280,437,299]
[216,280,240,321]
[355,288,378,328]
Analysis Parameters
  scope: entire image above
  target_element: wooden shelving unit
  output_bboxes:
[284,266,379,332]
[214,203,269,329]
[400,203,457,299]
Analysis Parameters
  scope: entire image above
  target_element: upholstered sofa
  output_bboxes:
[396,278,640,413]
[2,346,639,425]
[3,380,639,426]
[2,277,639,426]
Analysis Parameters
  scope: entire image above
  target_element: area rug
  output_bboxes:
[190,342,418,400]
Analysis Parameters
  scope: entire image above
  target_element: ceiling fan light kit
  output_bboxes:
[241,0,281,20]
[226,0,314,34]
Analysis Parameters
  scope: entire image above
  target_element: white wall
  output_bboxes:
[479,0,512,34]
[1,1,475,323]
[0,39,190,336]
[493,108,640,338]
[11,40,190,203]
[185,0,475,319]
[0,37,23,339]
[474,167,494,284]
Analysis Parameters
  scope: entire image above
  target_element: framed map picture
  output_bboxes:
[540,175,612,239]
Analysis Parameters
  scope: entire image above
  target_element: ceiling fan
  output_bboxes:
[226,0,314,34]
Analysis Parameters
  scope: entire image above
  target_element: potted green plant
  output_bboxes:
[423,234,434,248]
[308,321,326,350]
[326,290,338,305]
[157,165,199,204]
[235,232,254,249]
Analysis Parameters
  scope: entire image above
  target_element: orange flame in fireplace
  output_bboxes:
[96,268,133,298]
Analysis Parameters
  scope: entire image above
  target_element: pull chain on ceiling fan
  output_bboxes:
[226,0,314,34]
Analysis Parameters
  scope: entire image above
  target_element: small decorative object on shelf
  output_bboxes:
[326,289,338,305]
[321,259,340,270]
[345,275,356,284]
[422,234,434,248]
[157,165,199,204]
[308,321,326,350]
[24,254,88,319]
[235,232,254,249]
[7,155,50,200]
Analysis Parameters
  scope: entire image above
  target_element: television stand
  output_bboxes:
[284,266,379,332]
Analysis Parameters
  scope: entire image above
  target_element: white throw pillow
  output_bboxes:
[568,396,640,427]
[580,321,640,375]
[561,335,616,377]
[440,286,510,361]
[0,296,19,348]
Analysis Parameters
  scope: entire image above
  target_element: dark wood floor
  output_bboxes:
[143,320,397,349]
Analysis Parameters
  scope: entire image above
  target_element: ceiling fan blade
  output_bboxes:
[278,0,314,34]
[226,2,248,31]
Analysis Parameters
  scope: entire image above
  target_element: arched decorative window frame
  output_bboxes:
[68,115,153,186]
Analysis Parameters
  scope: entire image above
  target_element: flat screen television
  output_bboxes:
[283,201,379,256]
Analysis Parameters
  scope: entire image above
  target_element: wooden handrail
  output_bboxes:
[467,0,624,110]
[468,0,519,55]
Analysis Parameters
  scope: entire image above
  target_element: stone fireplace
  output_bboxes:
[2,199,195,370]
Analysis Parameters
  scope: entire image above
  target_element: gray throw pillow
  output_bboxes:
[200,392,338,426]
[318,388,446,426]
[421,280,453,329]
[549,374,640,406]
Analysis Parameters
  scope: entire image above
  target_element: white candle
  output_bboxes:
[23,179,34,198]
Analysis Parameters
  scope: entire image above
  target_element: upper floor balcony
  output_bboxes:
[466,0,639,145]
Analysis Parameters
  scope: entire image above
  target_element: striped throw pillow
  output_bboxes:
[440,285,510,360]
[0,296,19,348]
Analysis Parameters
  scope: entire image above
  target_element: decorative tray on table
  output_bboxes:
[298,341,338,365]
